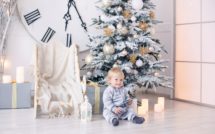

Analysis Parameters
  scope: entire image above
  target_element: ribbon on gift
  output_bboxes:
[12,83,17,108]
[87,81,100,114]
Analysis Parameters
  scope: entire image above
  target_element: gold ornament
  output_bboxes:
[149,11,155,19]
[104,27,113,36]
[122,10,132,19]
[129,54,137,64]
[139,22,148,31]
[139,47,149,55]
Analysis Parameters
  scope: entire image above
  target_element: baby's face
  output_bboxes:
[109,75,124,88]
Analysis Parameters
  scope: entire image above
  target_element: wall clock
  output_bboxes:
[17,0,98,51]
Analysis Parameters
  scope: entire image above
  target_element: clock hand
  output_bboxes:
[63,0,72,31]
[69,0,87,32]
[69,0,92,42]
[64,0,92,41]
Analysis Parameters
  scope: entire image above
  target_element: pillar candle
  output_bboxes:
[2,75,12,83]
[141,99,149,112]
[154,104,163,113]
[158,97,165,110]
[16,66,24,83]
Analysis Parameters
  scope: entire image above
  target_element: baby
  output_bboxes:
[103,67,145,126]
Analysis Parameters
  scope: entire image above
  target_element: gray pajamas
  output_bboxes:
[103,86,136,124]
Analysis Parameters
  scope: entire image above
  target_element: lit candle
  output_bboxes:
[154,103,163,113]
[158,97,165,110]
[138,106,147,116]
[2,75,12,83]
[141,99,149,112]
[82,75,87,94]
[16,66,24,83]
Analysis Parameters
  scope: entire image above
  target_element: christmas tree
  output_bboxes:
[83,0,172,93]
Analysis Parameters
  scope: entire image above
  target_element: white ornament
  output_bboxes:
[85,54,93,64]
[131,16,136,22]
[87,72,92,77]
[117,6,123,12]
[158,54,162,58]
[121,50,128,56]
[136,59,143,67]
[118,27,128,35]
[100,15,107,21]
[103,43,115,55]
[113,64,118,68]
[133,70,138,75]
[133,34,139,38]
[125,67,132,73]
[149,47,154,51]
[132,0,144,10]
[102,0,112,7]
[117,23,123,29]
[154,72,159,76]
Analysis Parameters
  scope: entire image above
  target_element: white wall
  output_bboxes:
[175,0,215,106]
[146,0,174,96]
[4,11,36,82]
[4,0,174,96]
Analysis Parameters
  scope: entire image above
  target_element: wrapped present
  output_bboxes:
[0,83,32,109]
[86,82,106,114]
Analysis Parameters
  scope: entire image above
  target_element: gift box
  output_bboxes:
[86,82,106,114]
[0,82,32,109]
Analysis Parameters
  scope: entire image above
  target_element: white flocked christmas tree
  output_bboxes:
[83,0,172,95]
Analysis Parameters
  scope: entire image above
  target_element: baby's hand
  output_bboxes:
[114,107,123,114]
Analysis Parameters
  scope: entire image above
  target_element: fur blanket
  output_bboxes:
[35,42,83,118]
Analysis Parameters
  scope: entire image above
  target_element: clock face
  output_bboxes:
[17,0,98,51]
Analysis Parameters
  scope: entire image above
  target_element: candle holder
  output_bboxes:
[80,96,92,122]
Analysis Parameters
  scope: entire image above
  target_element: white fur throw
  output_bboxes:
[35,42,83,118]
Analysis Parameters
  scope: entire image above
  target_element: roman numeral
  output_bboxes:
[66,33,72,47]
[41,27,55,43]
[24,9,41,25]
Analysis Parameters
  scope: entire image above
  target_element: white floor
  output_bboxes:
[1,96,215,134]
